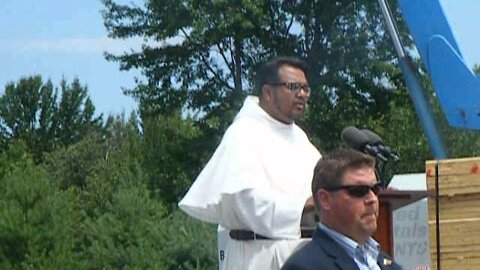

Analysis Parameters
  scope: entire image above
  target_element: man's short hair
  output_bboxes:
[311,148,376,211]
[254,56,308,96]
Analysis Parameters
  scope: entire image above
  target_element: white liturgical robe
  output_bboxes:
[179,96,321,270]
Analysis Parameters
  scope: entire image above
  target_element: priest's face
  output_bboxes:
[262,64,310,124]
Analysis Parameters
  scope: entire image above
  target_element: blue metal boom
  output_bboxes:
[396,0,480,130]
[378,0,449,158]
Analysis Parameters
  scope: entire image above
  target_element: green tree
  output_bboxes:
[83,112,144,217]
[0,76,104,161]
[81,184,216,270]
[0,159,84,269]
[0,76,57,158]
[40,112,217,269]
[141,112,203,206]
[44,133,107,190]
[56,78,103,146]
[104,111,143,169]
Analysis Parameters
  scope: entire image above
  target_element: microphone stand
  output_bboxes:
[374,154,399,187]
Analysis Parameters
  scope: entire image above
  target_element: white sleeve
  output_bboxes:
[225,188,307,239]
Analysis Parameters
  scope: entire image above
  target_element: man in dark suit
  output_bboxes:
[281,148,402,270]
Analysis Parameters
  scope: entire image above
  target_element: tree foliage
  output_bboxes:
[0,76,104,161]
[0,112,217,269]
[140,112,204,206]
[0,157,83,269]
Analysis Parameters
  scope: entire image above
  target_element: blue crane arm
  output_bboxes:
[397,0,480,129]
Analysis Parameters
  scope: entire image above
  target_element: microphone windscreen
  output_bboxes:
[341,126,370,150]
[361,129,383,145]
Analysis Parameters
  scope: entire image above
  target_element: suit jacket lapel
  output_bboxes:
[377,253,395,270]
[312,227,360,270]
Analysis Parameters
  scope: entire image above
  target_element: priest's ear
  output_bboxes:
[260,84,273,102]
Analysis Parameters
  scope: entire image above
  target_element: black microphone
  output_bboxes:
[340,127,388,162]
[361,129,400,162]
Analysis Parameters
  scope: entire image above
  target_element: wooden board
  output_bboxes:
[426,157,480,269]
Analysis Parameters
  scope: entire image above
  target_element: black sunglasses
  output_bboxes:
[323,182,384,198]
[268,82,311,94]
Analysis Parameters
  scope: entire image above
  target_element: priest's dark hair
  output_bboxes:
[254,56,308,96]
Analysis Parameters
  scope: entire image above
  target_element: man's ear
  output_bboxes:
[261,84,273,102]
[317,189,332,211]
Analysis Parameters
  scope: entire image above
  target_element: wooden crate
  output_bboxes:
[426,157,480,270]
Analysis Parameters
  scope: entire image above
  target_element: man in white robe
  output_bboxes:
[179,57,321,270]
